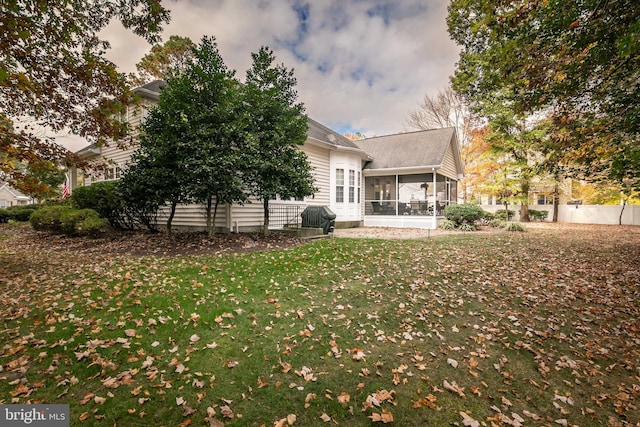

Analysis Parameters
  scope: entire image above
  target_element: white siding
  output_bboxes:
[440,141,459,179]
[157,203,229,231]
[301,142,330,206]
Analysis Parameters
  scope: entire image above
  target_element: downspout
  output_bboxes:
[226,203,233,234]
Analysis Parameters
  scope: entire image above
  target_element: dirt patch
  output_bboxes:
[0,225,303,258]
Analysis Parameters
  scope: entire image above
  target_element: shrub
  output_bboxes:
[444,203,486,227]
[505,222,526,232]
[440,219,457,230]
[30,205,109,236]
[9,207,37,222]
[529,209,549,221]
[490,219,507,228]
[30,205,70,232]
[71,182,125,228]
[494,209,515,221]
[76,214,110,237]
[0,209,10,223]
[459,223,476,231]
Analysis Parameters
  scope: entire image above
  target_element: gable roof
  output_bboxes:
[355,127,460,171]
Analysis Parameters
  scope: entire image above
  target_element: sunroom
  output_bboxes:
[355,128,463,229]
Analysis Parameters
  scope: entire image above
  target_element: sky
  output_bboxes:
[85,0,459,147]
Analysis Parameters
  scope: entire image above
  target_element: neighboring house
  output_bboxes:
[73,81,464,231]
[0,182,33,208]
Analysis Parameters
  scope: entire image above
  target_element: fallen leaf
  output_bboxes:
[459,411,480,427]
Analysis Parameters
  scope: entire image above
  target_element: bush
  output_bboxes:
[440,219,457,230]
[76,214,110,237]
[0,209,10,223]
[459,223,476,231]
[30,205,109,236]
[505,222,526,232]
[9,207,37,222]
[529,209,549,221]
[444,203,486,227]
[71,182,125,229]
[0,205,38,222]
[30,205,69,232]
[494,209,515,221]
[490,219,507,228]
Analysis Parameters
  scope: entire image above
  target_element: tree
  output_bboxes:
[242,47,316,235]
[406,86,477,202]
[183,37,249,237]
[447,0,640,195]
[129,35,196,86]
[126,74,198,235]
[123,37,251,236]
[1,1,170,195]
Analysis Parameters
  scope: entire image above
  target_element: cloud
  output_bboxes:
[99,0,459,139]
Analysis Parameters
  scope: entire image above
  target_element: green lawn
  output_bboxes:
[1,225,639,426]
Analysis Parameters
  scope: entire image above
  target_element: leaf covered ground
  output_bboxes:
[1,223,639,426]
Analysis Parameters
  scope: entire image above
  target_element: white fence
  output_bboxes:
[481,204,640,226]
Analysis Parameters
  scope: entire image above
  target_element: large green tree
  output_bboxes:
[123,37,250,235]
[183,37,249,236]
[1,1,170,195]
[447,0,640,191]
[242,47,316,235]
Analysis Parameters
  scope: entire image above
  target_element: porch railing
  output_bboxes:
[365,200,452,216]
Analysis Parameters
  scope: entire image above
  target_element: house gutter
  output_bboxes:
[306,137,371,160]
[134,88,160,100]
[362,165,441,175]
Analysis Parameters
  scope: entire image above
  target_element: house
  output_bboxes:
[72,81,464,231]
[356,128,464,230]
[0,182,33,208]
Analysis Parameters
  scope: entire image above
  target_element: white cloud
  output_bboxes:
[98,0,459,142]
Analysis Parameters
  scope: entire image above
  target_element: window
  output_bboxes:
[357,171,361,203]
[348,170,355,203]
[103,166,122,181]
[537,194,547,205]
[336,168,344,203]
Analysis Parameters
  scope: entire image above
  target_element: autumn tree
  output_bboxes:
[129,35,196,86]
[1,1,170,196]
[406,86,477,202]
[242,47,316,235]
[447,0,640,196]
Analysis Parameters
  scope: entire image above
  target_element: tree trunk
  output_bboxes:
[519,180,530,222]
[619,198,627,225]
[262,199,270,235]
[167,201,177,235]
[212,198,221,237]
[552,182,559,222]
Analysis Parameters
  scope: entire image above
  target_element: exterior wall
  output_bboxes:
[481,204,640,226]
[440,142,459,179]
[156,203,229,232]
[300,142,331,207]
[329,151,363,223]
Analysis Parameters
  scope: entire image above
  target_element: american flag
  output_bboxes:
[62,179,70,199]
